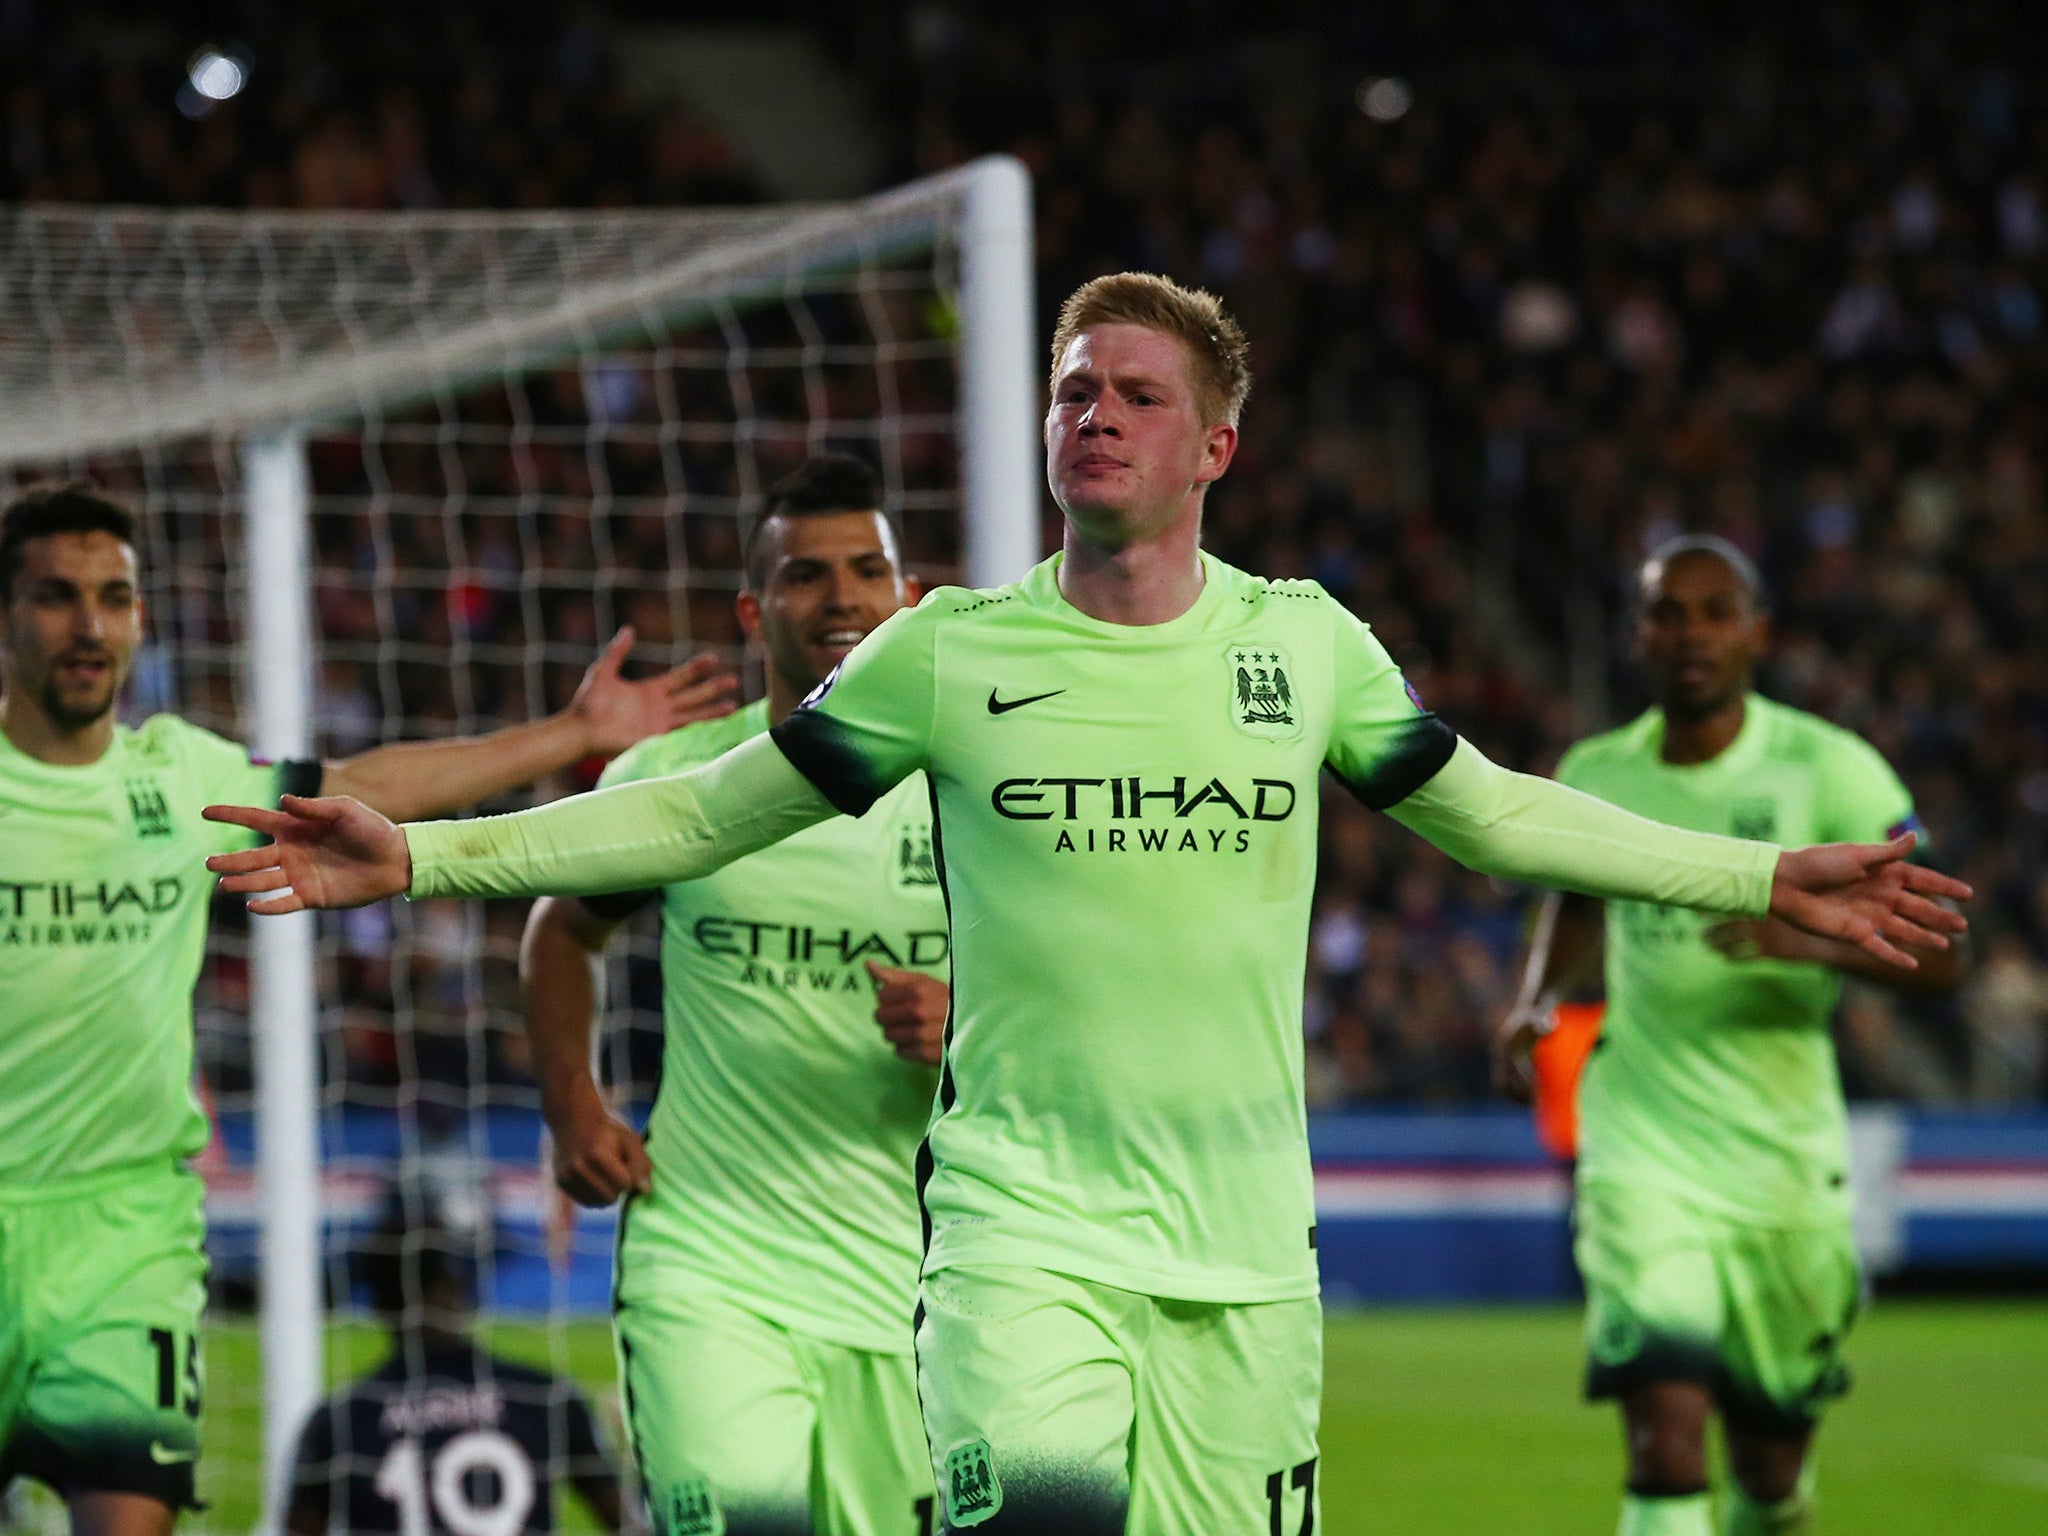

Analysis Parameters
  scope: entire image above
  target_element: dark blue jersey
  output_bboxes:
[289,1339,617,1534]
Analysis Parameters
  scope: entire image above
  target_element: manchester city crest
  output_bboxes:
[892,816,940,889]
[125,777,174,839]
[1730,798,1778,842]
[1229,644,1301,740]
[944,1439,1003,1527]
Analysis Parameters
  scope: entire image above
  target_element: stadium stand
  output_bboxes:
[6,0,2042,1109]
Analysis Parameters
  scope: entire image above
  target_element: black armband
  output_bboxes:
[580,887,660,921]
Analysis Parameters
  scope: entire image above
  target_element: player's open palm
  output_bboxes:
[1769,833,1971,969]
[572,626,737,755]
[203,794,412,913]
[551,1093,652,1207]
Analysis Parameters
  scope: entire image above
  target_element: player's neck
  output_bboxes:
[766,671,801,727]
[1659,693,1747,766]
[0,687,116,766]
[1056,516,1205,627]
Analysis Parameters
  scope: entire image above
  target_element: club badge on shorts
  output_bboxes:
[655,1474,724,1536]
[944,1439,1003,1527]
[1590,1296,1645,1366]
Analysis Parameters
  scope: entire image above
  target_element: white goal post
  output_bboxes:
[0,154,1035,1533]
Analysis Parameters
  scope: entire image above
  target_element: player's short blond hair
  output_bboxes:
[1049,273,1253,428]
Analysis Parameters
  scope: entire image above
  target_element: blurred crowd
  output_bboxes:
[12,0,2045,1108]
[890,0,2048,1108]
[0,1,755,210]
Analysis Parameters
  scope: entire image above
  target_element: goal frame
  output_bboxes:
[5,154,1037,1533]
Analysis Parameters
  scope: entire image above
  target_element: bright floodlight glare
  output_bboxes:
[189,49,246,102]
[1357,77,1413,123]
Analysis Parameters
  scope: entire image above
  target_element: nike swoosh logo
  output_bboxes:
[987,688,1065,716]
[149,1443,196,1465]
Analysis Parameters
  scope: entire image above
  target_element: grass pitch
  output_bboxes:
[1319,1301,2048,1535]
[151,1300,2048,1533]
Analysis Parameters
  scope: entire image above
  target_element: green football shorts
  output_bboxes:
[614,1274,933,1536]
[1574,1180,1862,1432]
[0,1164,207,1510]
[914,1265,1322,1535]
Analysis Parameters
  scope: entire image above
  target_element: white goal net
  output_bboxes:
[0,157,1034,1533]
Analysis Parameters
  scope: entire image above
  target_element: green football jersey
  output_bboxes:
[771,552,1457,1303]
[1559,695,1917,1225]
[0,715,302,1191]
[602,701,949,1352]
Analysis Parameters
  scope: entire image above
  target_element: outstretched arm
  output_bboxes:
[1762,839,1969,968]
[1706,909,1972,993]
[320,628,735,821]
[205,733,836,912]
[1391,739,1969,969]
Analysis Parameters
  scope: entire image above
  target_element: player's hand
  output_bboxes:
[867,961,948,1065]
[1768,835,1971,970]
[204,795,411,913]
[550,1088,653,1207]
[570,627,738,756]
[1491,1004,1545,1106]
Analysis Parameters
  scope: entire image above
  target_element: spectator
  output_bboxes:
[11,0,2045,1106]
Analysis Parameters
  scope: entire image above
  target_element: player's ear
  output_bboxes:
[1195,420,1237,486]
[735,589,763,644]
[901,571,923,606]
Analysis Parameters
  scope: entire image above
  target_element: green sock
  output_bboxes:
[1619,1491,1713,1536]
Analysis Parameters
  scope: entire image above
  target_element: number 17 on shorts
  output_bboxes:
[918,1267,1323,1535]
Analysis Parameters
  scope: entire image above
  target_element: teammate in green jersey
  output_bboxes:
[209,275,1970,1536]
[519,455,949,1536]
[0,482,733,1536]
[1496,537,1970,1536]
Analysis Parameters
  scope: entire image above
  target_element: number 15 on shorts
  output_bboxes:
[147,1327,202,1417]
